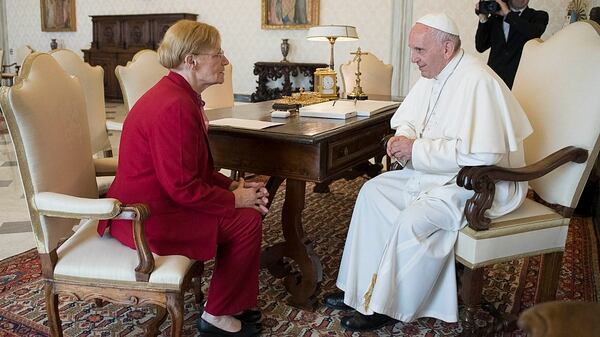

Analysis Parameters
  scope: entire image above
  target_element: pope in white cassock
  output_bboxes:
[324,13,534,331]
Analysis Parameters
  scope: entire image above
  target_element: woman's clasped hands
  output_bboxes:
[231,178,270,215]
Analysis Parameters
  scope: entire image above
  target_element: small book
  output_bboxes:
[298,100,400,119]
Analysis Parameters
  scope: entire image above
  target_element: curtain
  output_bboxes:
[390,0,413,97]
[0,0,8,65]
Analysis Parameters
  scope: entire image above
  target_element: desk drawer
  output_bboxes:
[327,123,391,172]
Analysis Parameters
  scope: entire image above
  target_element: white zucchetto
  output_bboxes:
[416,13,460,36]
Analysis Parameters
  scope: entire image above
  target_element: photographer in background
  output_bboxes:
[475,0,548,88]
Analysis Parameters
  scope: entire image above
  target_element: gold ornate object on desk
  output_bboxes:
[314,67,338,99]
[347,47,369,100]
[272,88,331,111]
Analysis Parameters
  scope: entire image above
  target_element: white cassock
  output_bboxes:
[336,50,533,323]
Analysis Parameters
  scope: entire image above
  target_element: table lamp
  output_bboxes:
[306,25,358,98]
[306,25,358,70]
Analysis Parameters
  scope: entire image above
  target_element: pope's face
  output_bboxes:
[409,24,449,79]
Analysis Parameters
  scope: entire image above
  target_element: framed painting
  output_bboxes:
[262,0,319,30]
[40,0,76,32]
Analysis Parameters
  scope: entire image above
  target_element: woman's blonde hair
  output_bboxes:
[158,20,221,69]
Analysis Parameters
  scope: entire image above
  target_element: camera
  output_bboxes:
[478,0,501,15]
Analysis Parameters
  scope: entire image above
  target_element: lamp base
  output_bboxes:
[347,93,368,100]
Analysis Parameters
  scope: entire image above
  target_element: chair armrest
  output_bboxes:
[94,157,117,176]
[457,146,588,231]
[33,192,154,282]
[34,192,122,219]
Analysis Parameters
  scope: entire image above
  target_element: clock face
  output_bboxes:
[322,75,335,90]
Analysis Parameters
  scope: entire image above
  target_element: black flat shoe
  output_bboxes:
[340,312,396,331]
[324,291,353,311]
[197,318,262,336]
[233,309,262,323]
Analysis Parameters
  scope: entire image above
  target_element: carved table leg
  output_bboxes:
[262,179,322,309]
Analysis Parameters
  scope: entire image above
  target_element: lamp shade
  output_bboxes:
[306,25,358,41]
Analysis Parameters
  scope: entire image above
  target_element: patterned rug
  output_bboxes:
[0,177,599,336]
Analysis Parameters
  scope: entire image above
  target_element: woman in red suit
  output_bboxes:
[97,20,267,336]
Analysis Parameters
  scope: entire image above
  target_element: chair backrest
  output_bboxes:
[202,63,234,109]
[50,49,111,155]
[15,45,34,66]
[115,49,168,111]
[0,53,98,254]
[339,52,393,96]
[513,21,600,208]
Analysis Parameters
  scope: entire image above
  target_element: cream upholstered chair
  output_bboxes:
[1,45,33,86]
[202,63,234,109]
[454,21,600,333]
[339,52,393,97]
[115,49,168,112]
[49,49,113,157]
[0,52,203,336]
[50,49,117,195]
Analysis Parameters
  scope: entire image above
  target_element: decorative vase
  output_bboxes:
[50,38,58,50]
[280,38,290,62]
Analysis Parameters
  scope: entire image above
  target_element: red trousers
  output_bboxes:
[204,208,262,315]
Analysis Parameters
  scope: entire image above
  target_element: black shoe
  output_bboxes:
[233,309,262,323]
[324,291,353,311]
[197,318,262,336]
[340,312,396,331]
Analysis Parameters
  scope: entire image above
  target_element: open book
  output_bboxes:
[298,100,400,119]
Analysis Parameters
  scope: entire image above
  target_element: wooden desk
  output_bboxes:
[206,101,399,308]
[250,62,327,102]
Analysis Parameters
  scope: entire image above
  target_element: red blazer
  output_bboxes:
[98,72,234,261]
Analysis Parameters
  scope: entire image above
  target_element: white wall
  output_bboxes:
[3,0,598,95]
[3,0,392,96]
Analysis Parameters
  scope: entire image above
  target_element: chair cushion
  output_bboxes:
[55,218,195,290]
[456,198,569,268]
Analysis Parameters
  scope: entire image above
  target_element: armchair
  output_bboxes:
[49,49,114,157]
[455,20,600,333]
[339,52,393,97]
[0,52,203,336]
[115,49,168,112]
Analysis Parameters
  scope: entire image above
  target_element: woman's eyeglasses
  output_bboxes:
[196,49,225,59]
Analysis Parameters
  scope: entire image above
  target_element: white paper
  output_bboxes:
[298,100,400,119]
[209,118,283,130]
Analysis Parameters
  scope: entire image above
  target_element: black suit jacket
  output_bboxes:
[475,7,549,88]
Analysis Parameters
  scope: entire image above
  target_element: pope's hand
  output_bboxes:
[386,136,415,163]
